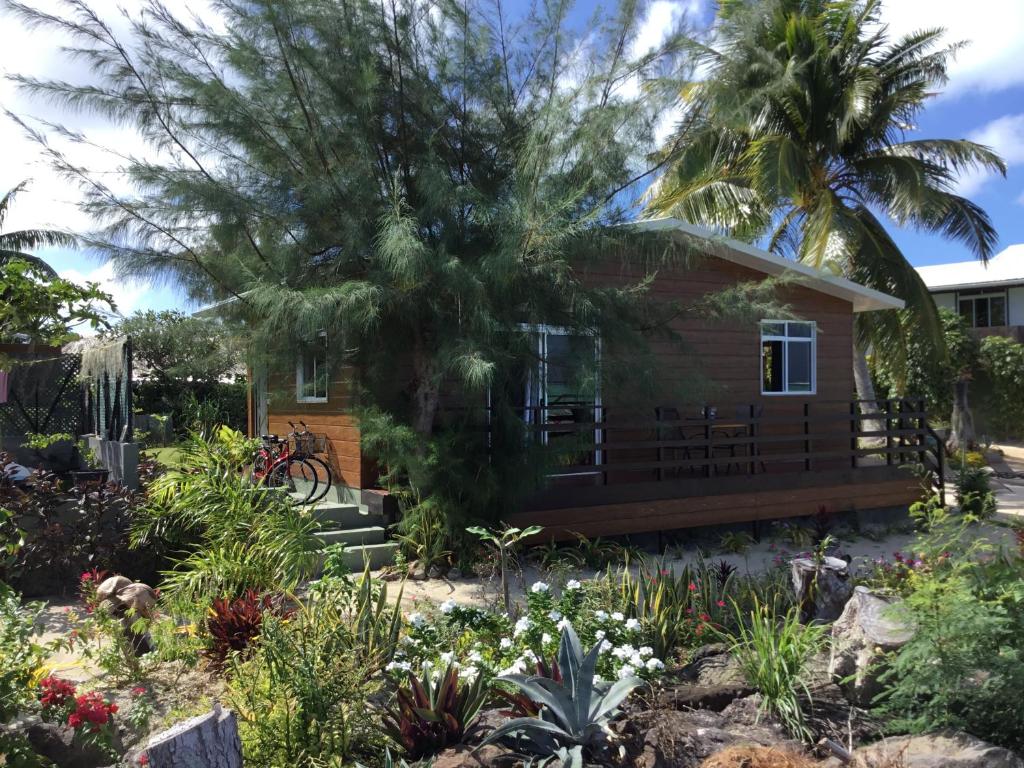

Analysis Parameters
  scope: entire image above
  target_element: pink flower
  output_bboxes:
[688,583,697,592]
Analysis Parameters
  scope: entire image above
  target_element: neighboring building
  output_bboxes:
[250,218,943,539]
[916,244,1024,341]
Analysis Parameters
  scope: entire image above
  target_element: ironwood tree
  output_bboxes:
[5,0,780,523]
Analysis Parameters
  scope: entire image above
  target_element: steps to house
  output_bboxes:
[301,498,399,575]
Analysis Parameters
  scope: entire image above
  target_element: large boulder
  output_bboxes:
[25,719,122,768]
[829,587,913,706]
[849,732,1024,768]
[791,556,853,623]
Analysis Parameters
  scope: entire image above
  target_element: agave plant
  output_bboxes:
[479,623,644,768]
[384,663,489,760]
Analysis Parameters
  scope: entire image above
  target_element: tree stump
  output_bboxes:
[790,556,852,623]
[141,705,242,768]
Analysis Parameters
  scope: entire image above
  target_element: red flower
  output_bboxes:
[688,582,697,592]
[131,687,147,697]
[39,676,77,709]
[716,600,726,608]
[139,754,150,766]
[699,613,711,622]
[68,713,82,728]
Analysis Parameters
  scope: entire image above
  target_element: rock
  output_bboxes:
[446,567,463,580]
[829,587,913,706]
[432,744,511,768]
[678,644,747,688]
[791,556,853,623]
[851,732,1024,767]
[427,564,446,579]
[96,575,132,604]
[26,720,121,768]
[657,684,754,712]
[620,705,801,768]
[116,583,158,617]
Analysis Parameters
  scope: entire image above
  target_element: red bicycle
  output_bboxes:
[251,422,332,504]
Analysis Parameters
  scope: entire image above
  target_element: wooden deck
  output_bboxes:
[503,398,943,540]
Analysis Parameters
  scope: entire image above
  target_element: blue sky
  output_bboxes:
[2,0,1023,317]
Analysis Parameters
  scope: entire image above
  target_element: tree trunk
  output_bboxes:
[852,342,885,444]
[144,706,242,768]
[411,338,441,439]
[948,377,975,453]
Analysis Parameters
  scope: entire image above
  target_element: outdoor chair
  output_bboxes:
[655,406,702,479]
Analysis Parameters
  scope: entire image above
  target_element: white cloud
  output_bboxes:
[58,262,149,331]
[877,0,1024,97]
[955,113,1024,196]
[0,0,213,308]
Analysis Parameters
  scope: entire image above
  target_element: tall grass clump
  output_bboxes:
[723,598,827,742]
[131,427,319,604]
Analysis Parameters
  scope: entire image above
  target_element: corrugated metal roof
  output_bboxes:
[916,244,1024,292]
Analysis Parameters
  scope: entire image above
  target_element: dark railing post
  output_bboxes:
[803,402,811,471]
[885,399,894,466]
[705,410,714,478]
[850,401,858,469]
[917,398,927,467]
[749,404,757,475]
[655,407,664,482]
[124,338,133,443]
[937,438,946,506]
[599,405,608,487]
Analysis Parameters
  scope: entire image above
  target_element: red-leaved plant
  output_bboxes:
[205,590,291,668]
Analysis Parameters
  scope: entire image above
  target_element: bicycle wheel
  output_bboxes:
[303,455,334,503]
[267,458,319,504]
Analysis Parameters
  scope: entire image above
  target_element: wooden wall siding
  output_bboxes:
[509,468,920,541]
[581,255,855,407]
[266,364,364,488]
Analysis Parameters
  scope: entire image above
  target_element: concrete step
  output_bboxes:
[315,526,387,547]
[315,541,400,575]
[306,501,384,528]
[341,542,400,572]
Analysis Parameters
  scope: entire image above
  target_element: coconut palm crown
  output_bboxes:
[646,0,1006,386]
[0,180,75,277]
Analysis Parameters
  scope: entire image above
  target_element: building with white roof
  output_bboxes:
[916,244,1024,341]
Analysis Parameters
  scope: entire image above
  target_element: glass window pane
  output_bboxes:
[959,299,973,325]
[762,340,784,392]
[762,322,785,337]
[787,341,813,392]
[787,322,813,338]
[976,298,990,327]
[991,296,1007,326]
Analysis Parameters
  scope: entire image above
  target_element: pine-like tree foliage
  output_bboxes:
[646,0,1006,388]
[5,0,784,526]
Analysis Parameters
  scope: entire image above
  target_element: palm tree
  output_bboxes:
[0,180,75,277]
[647,0,1004,441]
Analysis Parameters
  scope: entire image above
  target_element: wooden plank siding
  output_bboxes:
[264,363,369,488]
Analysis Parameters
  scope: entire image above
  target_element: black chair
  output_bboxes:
[655,406,701,479]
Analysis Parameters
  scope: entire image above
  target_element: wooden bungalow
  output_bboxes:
[249,219,944,538]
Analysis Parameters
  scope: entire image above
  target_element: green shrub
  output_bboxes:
[722,597,827,742]
[0,585,47,723]
[874,516,1024,750]
[954,464,997,519]
[131,427,319,604]
[228,581,392,765]
[978,335,1024,438]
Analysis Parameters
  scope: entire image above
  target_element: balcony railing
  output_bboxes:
[469,399,944,504]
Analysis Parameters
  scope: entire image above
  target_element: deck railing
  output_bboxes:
[473,398,944,501]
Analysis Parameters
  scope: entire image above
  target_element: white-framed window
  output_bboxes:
[516,324,603,475]
[761,320,816,395]
[296,332,328,403]
[958,291,1007,328]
